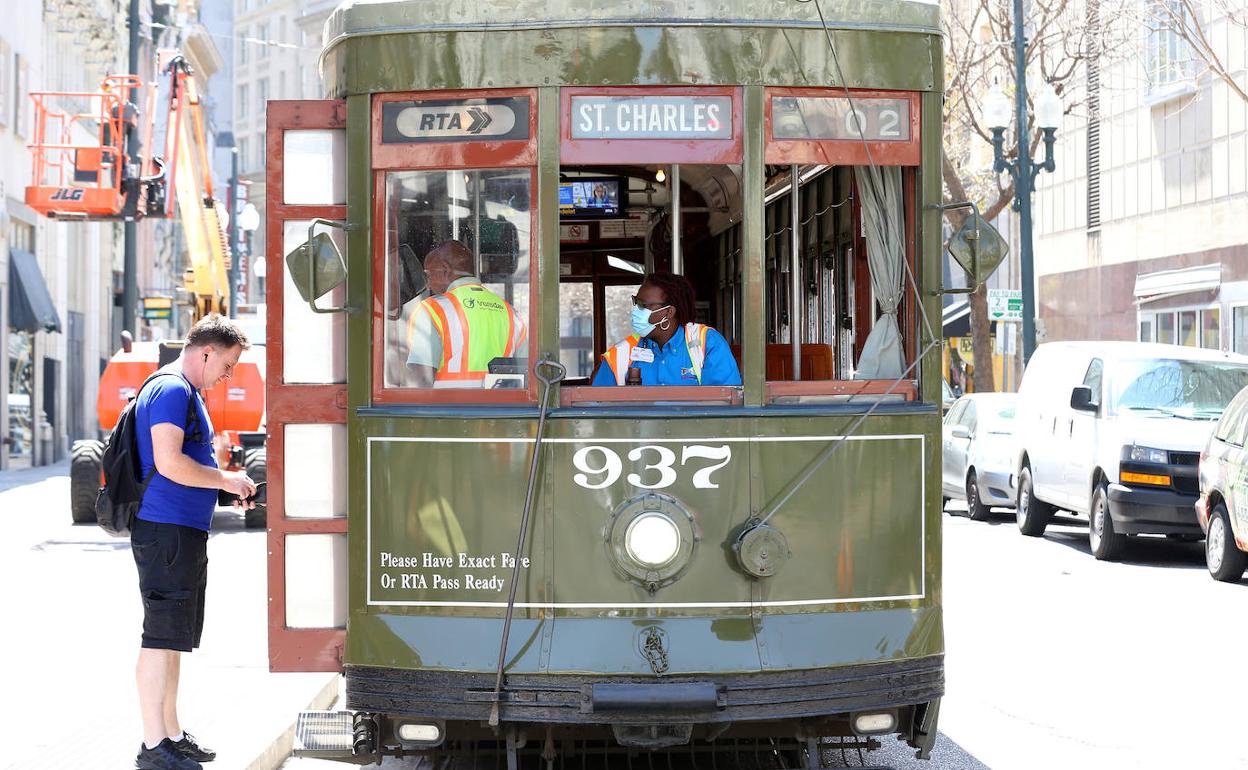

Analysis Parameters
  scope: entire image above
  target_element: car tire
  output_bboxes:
[1206,503,1247,583]
[1016,465,1052,537]
[1089,482,1126,561]
[941,496,949,510]
[70,439,104,524]
[243,447,267,530]
[966,470,991,522]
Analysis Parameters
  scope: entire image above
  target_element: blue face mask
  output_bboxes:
[630,304,669,336]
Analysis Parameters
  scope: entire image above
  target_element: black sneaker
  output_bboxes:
[136,738,203,770]
[172,732,216,762]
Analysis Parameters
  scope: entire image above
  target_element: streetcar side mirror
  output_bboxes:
[286,232,346,302]
[946,212,1009,288]
[285,219,352,314]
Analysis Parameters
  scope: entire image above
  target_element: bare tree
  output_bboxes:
[941,0,1133,391]
[1136,0,1248,103]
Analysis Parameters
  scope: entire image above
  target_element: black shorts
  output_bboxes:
[131,517,209,652]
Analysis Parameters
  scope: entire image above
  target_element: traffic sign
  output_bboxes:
[988,288,1023,322]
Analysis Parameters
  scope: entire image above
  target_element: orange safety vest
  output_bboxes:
[409,283,526,384]
[602,323,709,385]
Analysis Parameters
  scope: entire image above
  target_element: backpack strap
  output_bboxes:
[137,371,204,446]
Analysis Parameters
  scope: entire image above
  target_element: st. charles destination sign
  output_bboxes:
[571,95,733,140]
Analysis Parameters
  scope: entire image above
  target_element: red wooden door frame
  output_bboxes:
[265,99,349,672]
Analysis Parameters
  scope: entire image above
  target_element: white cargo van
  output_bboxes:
[1013,342,1248,560]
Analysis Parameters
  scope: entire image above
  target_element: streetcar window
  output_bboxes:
[753,165,918,403]
[558,164,745,398]
[382,169,531,390]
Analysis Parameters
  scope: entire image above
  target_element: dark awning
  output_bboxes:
[8,249,62,333]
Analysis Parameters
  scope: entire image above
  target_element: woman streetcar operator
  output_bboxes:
[592,272,742,387]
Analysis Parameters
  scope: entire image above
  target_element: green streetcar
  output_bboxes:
[262,0,996,765]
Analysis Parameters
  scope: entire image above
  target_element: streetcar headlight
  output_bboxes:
[851,711,898,735]
[625,512,682,567]
[394,720,443,747]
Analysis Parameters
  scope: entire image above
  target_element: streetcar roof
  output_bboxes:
[322,0,942,55]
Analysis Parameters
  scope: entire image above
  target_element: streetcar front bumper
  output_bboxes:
[291,657,943,762]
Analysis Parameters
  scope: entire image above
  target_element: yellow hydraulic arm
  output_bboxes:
[164,54,230,320]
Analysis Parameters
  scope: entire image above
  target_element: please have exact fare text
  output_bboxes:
[377,551,531,593]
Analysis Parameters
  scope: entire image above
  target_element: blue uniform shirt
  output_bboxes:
[135,370,218,532]
[592,325,742,386]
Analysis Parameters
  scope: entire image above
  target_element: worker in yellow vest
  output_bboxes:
[406,241,526,388]
[593,272,741,386]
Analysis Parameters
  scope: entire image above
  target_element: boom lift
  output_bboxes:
[25,52,267,528]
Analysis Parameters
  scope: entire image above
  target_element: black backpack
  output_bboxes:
[95,371,202,536]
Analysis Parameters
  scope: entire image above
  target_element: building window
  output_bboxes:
[1178,309,1198,346]
[0,38,11,128]
[238,137,249,173]
[13,52,27,138]
[257,78,268,118]
[238,83,248,119]
[1147,0,1194,90]
[1156,312,1176,343]
[256,23,269,59]
[278,71,285,99]
[1141,308,1221,349]
[1234,306,1248,353]
[238,26,249,66]
[1202,307,1221,349]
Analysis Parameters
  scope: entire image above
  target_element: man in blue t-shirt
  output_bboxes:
[131,315,255,770]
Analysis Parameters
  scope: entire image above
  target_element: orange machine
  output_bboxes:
[96,342,265,445]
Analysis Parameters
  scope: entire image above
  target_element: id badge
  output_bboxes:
[630,347,655,363]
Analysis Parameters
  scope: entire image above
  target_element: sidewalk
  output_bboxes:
[0,465,338,770]
[0,457,71,493]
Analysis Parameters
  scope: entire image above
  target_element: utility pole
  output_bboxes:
[228,146,240,317]
[122,0,141,336]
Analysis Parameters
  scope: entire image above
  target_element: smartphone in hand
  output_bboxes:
[218,482,267,507]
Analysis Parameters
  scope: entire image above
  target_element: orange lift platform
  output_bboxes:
[24,54,202,222]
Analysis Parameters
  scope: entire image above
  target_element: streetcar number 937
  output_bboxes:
[572,444,732,490]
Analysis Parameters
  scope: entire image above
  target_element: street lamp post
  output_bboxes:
[984,0,1063,365]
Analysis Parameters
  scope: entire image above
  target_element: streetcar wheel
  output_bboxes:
[1206,504,1247,582]
[1016,465,1052,537]
[1089,482,1126,561]
[70,439,104,524]
[966,470,991,522]
[244,447,267,529]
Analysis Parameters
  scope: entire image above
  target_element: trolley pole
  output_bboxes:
[122,0,141,335]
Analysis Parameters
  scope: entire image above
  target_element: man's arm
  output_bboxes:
[151,423,254,497]
[408,365,436,388]
[406,301,442,387]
